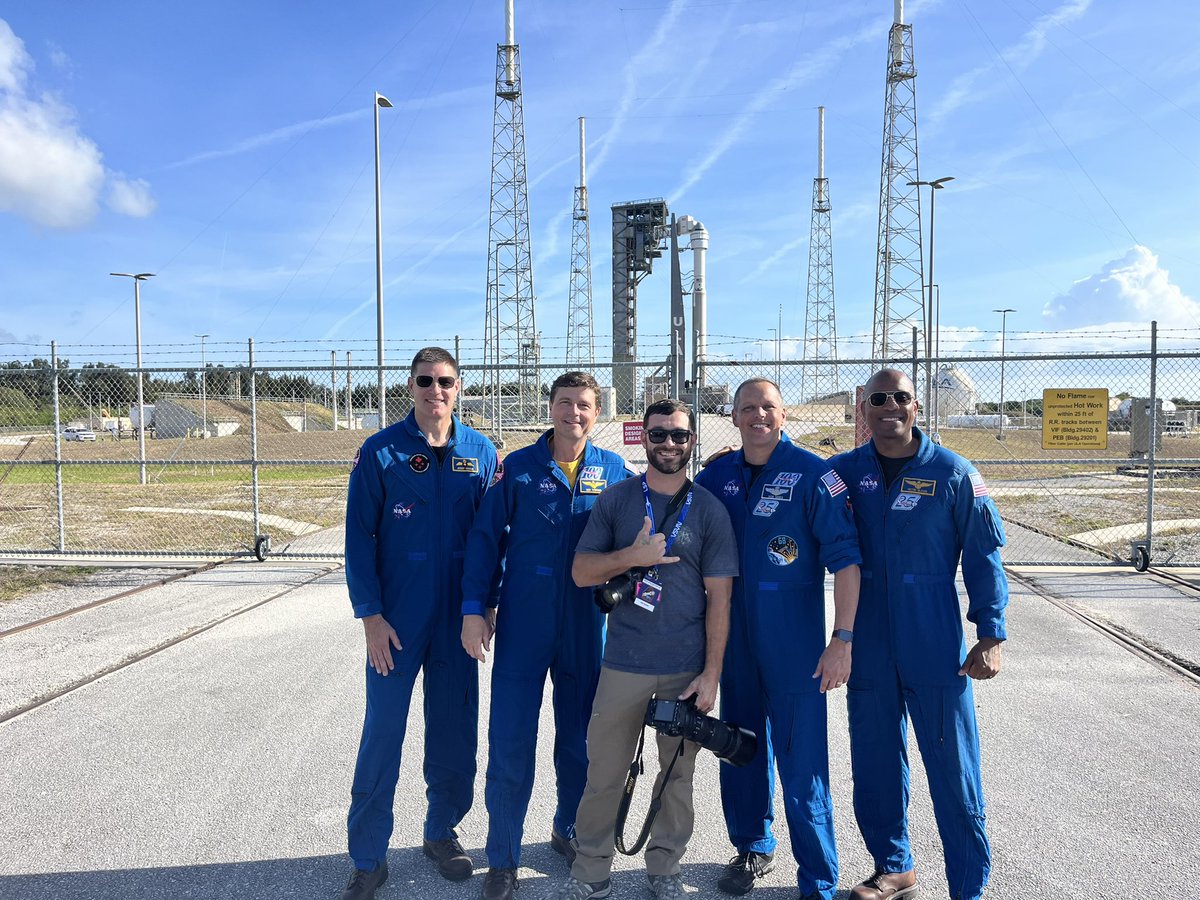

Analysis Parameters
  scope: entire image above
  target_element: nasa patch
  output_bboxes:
[408,453,431,473]
[891,493,921,511]
[723,479,741,497]
[858,473,879,494]
[538,476,557,495]
[767,535,799,566]
[392,501,414,520]
[753,499,779,517]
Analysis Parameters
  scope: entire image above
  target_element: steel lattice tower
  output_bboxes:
[803,106,838,402]
[484,4,539,432]
[565,117,594,371]
[871,1,925,365]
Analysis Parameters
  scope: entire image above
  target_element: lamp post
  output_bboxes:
[111,272,154,485]
[374,91,393,430]
[994,307,1015,440]
[195,333,209,438]
[907,175,954,433]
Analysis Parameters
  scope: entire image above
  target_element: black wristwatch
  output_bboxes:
[831,628,854,644]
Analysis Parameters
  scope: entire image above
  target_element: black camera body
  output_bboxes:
[593,568,645,613]
[644,696,757,767]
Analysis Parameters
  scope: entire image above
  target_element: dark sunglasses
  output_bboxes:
[646,428,693,444]
[867,390,914,407]
[414,374,457,389]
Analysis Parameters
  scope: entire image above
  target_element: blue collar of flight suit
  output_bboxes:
[400,410,462,448]
[868,424,936,473]
[731,430,793,481]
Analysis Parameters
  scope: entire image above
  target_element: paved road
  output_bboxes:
[0,562,1197,899]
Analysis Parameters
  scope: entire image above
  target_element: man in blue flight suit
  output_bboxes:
[831,368,1007,900]
[696,378,861,900]
[461,371,632,900]
[340,346,499,900]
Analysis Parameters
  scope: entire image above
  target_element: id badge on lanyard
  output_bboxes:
[635,477,693,612]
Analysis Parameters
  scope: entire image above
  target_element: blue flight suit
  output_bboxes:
[696,435,861,900]
[831,427,1007,900]
[461,431,632,869]
[344,412,498,872]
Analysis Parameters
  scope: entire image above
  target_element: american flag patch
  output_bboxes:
[970,472,989,497]
[820,470,847,497]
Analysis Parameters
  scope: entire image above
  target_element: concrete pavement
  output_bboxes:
[0,561,1197,899]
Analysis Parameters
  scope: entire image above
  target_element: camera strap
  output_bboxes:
[613,728,688,856]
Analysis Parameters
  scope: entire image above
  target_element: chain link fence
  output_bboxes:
[2,336,1198,567]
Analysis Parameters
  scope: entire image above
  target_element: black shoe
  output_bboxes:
[341,864,388,900]
[483,868,519,900]
[550,827,577,867]
[717,851,775,895]
[423,835,473,882]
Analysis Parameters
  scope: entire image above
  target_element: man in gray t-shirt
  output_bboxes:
[575,471,739,675]
[555,399,738,900]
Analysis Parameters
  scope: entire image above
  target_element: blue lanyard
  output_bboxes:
[641,476,693,555]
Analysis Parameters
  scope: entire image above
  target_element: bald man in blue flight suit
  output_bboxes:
[460,371,632,900]
[696,378,861,900]
[831,368,1007,900]
[340,347,498,900]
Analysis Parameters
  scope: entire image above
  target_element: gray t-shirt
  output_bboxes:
[575,476,738,674]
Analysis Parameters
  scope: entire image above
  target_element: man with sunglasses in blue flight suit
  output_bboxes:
[831,368,1008,900]
[460,371,633,900]
[340,347,499,900]
[696,378,861,900]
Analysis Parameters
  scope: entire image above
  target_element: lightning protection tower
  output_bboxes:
[803,106,838,402]
[872,0,925,368]
[485,0,540,434]
[611,198,669,414]
[565,117,594,371]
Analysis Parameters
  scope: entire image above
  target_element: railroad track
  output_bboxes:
[0,560,342,725]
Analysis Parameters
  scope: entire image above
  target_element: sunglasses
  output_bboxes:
[646,428,694,444]
[867,390,914,407]
[414,375,457,389]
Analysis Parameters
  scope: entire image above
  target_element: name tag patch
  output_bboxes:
[900,477,936,496]
[761,483,793,502]
[579,478,607,494]
[892,493,921,511]
[452,457,479,474]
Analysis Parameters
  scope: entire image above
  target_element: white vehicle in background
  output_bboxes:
[62,426,97,442]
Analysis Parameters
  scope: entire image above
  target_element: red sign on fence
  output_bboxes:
[622,422,644,445]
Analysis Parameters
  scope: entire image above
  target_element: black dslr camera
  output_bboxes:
[593,568,645,614]
[644,696,757,767]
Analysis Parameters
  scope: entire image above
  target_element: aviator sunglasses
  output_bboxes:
[867,390,914,407]
[646,428,694,444]
[414,374,457,389]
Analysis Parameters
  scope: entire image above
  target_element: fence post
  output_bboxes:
[331,350,338,432]
[249,338,263,556]
[1144,320,1159,566]
[51,342,65,552]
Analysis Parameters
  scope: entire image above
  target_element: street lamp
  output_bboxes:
[994,307,1015,440]
[907,175,955,433]
[111,272,154,485]
[374,91,393,431]
[195,333,209,438]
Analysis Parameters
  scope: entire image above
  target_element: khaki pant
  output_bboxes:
[570,668,699,882]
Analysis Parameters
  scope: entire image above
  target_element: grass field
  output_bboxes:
[2,423,1197,562]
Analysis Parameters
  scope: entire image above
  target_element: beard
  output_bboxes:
[647,446,692,475]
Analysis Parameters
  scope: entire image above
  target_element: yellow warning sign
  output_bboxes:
[1042,389,1109,450]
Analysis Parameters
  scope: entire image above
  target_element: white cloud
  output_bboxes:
[107,175,157,217]
[0,18,154,229]
[1042,245,1200,331]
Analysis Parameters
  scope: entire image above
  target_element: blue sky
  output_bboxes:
[2,0,1199,369]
